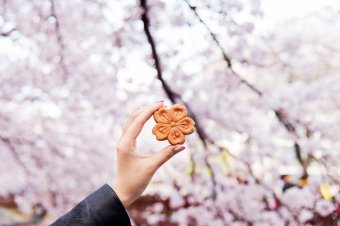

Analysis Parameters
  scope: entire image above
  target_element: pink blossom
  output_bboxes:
[315,199,335,217]
[298,209,313,223]
[0,1,339,225]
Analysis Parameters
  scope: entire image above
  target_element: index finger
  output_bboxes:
[124,102,164,140]
[122,107,145,133]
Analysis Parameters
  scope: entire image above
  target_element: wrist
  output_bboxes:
[112,181,130,208]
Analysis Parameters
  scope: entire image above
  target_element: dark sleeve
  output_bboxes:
[50,184,131,226]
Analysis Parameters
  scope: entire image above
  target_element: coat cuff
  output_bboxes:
[86,184,131,225]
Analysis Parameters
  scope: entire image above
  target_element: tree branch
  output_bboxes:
[0,136,30,175]
[184,0,311,176]
[141,0,286,200]
[183,0,262,96]
[140,2,308,222]
[140,0,210,145]
[274,108,309,176]
[140,0,180,103]
[140,0,219,200]
[0,28,15,37]
[50,0,68,77]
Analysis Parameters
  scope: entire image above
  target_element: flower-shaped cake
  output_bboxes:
[152,104,195,145]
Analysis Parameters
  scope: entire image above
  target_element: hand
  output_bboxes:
[112,102,186,208]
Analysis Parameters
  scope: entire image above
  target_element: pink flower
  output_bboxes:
[298,209,313,223]
[315,199,335,217]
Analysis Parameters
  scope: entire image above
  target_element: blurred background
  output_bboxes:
[0,0,339,225]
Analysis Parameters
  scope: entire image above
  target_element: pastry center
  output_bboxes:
[170,122,176,127]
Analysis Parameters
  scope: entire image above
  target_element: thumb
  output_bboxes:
[150,145,186,170]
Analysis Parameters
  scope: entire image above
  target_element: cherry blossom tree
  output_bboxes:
[0,0,339,225]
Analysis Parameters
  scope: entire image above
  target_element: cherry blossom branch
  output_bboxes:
[215,144,260,183]
[140,0,257,174]
[180,4,308,221]
[0,27,15,37]
[140,0,220,200]
[207,139,300,222]
[49,0,68,77]
[141,1,305,223]
[140,0,278,201]
[310,156,340,184]
[0,1,15,38]
[0,136,30,175]
[183,0,313,176]
[183,0,263,96]
[140,0,179,103]
[187,4,232,68]
[274,109,310,176]
[140,0,211,148]
[0,134,64,175]
[203,4,276,68]
[139,4,285,216]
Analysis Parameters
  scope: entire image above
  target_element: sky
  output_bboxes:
[262,0,340,22]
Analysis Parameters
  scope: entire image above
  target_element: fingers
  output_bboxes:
[124,102,164,140]
[122,107,145,133]
[150,145,186,170]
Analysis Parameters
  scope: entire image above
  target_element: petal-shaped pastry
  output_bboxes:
[176,117,195,134]
[168,127,185,145]
[152,123,171,141]
[154,107,172,123]
[171,104,187,122]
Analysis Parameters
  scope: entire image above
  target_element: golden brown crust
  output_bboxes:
[168,127,185,145]
[152,123,170,141]
[176,117,196,134]
[153,107,172,123]
[152,104,195,145]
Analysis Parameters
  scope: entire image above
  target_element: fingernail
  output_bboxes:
[173,146,185,153]
[159,100,164,102]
